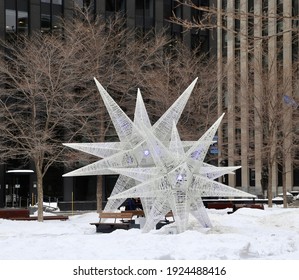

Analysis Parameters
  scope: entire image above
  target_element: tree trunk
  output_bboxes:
[267,164,273,208]
[282,170,288,208]
[97,176,103,213]
[36,168,44,222]
[96,95,105,213]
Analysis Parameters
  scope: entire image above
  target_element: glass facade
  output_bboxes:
[75,0,95,9]
[42,0,62,4]
[0,0,212,209]
[7,1,64,35]
[2,0,206,49]
[41,0,63,33]
[163,0,182,39]
[135,0,154,33]
[106,0,126,12]
[5,0,28,36]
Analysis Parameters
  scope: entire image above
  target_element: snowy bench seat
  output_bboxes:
[121,210,173,219]
[90,212,139,233]
[232,203,264,212]
[121,210,145,217]
[121,210,174,221]
[0,209,68,221]
[12,215,69,221]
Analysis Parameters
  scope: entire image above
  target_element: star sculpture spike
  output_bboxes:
[64,78,256,233]
[93,78,143,147]
[109,116,256,233]
[134,89,152,131]
[63,142,124,158]
[63,78,198,212]
[152,78,198,142]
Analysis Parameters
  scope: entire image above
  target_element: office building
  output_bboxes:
[0,0,298,209]
[0,0,212,209]
[216,0,299,197]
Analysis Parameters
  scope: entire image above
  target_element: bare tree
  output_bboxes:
[61,12,134,213]
[61,9,221,211]
[60,11,175,212]
[240,57,299,207]
[0,7,225,217]
[0,32,91,221]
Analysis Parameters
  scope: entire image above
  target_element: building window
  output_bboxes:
[42,0,62,4]
[75,0,95,10]
[163,0,182,39]
[135,0,154,32]
[5,9,16,33]
[106,0,125,12]
[136,0,152,16]
[41,0,63,33]
[5,0,28,36]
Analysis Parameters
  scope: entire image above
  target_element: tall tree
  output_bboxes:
[62,10,220,211]
[0,8,222,217]
[0,33,91,221]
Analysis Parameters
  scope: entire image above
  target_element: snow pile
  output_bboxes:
[0,206,299,260]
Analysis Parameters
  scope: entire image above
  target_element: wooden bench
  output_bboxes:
[164,211,174,220]
[90,212,140,233]
[121,210,144,217]
[121,210,174,230]
[0,208,68,221]
[12,215,69,221]
[99,212,134,222]
[206,201,234,210]
[0,208,30,219]
[156,211,175,229]
[121,210,173,219]
[232,203,264,213]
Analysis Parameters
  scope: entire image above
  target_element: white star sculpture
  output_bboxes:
[63,78,256,233]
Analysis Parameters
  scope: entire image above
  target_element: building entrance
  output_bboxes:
[4,170,34,208]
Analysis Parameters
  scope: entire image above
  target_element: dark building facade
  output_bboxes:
[0,0,213,209]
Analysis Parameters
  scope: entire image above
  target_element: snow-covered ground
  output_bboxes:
[1,205,299,260]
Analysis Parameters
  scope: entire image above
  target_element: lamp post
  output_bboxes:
[32,183,37,206]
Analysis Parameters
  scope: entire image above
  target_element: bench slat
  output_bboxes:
[206,202,234,209]
[12,215,68,221]
[121,210,144,217]
[99,212,134,220]
[233,204,264,212]
[165,211,173,218]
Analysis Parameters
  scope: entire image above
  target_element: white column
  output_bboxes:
[283,0,293,191]
[268,0,278,196]
[227,0,236,187]
[254,0,263,194]
[217,0,224,170]
[240,0,249,191]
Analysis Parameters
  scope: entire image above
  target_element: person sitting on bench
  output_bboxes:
[125,198,143,210]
